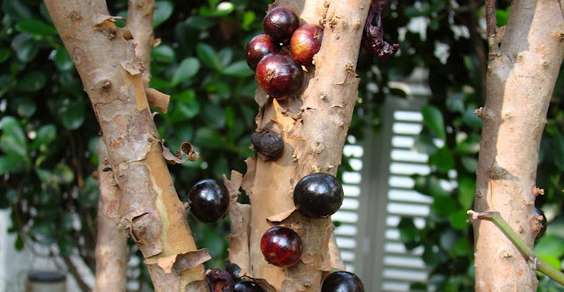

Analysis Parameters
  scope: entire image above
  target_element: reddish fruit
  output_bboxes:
[260,226,302,267]
[321,271,364,292]
[206,269,235,292]
[188,179,229,223]
[293,173,343,218]
[263,7,299,44]
[246,34,276,70]
[255,54,303,99]
[290,24,323,65]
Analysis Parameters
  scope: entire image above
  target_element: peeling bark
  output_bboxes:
[239,0,371,290]
[95,142,128,292]
[44,1,206,291]
[474,0,563,291]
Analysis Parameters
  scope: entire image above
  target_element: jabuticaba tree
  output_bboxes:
[44,0,396,290]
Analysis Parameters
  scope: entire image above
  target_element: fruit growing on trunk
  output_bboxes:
[206,269,235,292]
[255,54,303,99]
[188,179,229,222]
[321,271,364,292]
[533,207,547,241]
[293,173,344,218]
[260,226,303,267]
[233,281,264,292]
[290,24,323,65]
[251,130,284,161]
[246,34,276,70]
[263,7,299,44]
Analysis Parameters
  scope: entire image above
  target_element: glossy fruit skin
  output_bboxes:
[251,130,284,161]
[188,179,229,223]
[290,24,323,65]
[293,173,344,218]
[206,269,235,292]
[260,226,303,267]
[246,34,276,70]
[255,54,303,99]
[321,271,364,292]
[263,7,299,44]
[233,281,264,292]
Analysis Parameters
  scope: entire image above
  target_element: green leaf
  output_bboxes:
[153,1,174,27]
[11,33,39,63]
[17,71,47,92]
[421,105,446,140]
[0,48,11,63]
[196,43,222,71]
[172,58,200,86]
[429,147,454,173]
[0,116,27,157]
[448,210,468,230]
[173,90,200,119]
[398,217,420,250]
[32,124,57,149]
[223,60,253,77]
[152,45,175,63]
[52,48,73,71]
[535,235,564,269]
[432,195,457,217]
[496,10,508,26]
[60,100,86,130]
[0,155,25,174]
[184,16,214,30]
[16,19,57,36]
[15,97,37,117]
[457,175,474,209]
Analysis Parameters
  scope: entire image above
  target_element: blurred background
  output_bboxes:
[0,0,562,291]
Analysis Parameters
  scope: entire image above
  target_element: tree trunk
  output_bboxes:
[95,142,129,292]
[234,0,371,290]
[473,0,563,291]
[44,1,208,291]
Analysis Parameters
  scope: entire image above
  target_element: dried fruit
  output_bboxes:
[233,280,264,292]
[321,271,364,292]
[206,269,235,292]
[293,173,344,218]
[263,7,299,44]
[260,226,303,267]
[188,179,229,223]
[533,207,547,241]
[251,130,284,161]
[246,34,276,70]
[290,24,323,65]
[255,54,303,99]
[363,0,399,59]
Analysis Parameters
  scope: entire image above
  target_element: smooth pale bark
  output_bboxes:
[237,0,371,290]
[473,0,563,291]
[44,1,208,291]
[95,142,129,292]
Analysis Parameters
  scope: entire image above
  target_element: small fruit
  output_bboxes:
[225,262,242,279]
[251,130,284,161]
[321,271,364,292]
[293,173,344,218]
[246,34,276,70]
[260,226,303,267]
[233,281,264,292]
[188,179,229,223]
[534,207,547,241]
[263,7,299,44]
[290,24,323,65]
[255,54,303,99]
[206,269,235,292]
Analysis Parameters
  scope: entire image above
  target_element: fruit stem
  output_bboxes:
[467,210,564,285]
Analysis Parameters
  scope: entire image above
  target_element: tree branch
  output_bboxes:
[126,0,155,83]
[62,255,91,292]
[95,141,129,292]
[485,0,496,43]
[44,0,207,290]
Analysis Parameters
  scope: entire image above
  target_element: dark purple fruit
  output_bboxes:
[290,24,323,65]
[255,54,303,99]
[188,179,229,223]
[260,226,302,267]
[225,262,242,279]
[246,34,276,70]
[263,7,299,44]
[293,173,343,218]
[206,269,235,292]
[233,281,264,292]
[321,271,364,292]
[251,130,284,161]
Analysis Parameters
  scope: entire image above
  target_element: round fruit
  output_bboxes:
[206,269,235,292]
[251,130,284,161]
[225,262,242,279]
[255,54,303,99]
[263,7,299,44]
[290,24,323,65]
[188,179,229,223]
[321,271,364,292]
[260,226,303,267]
[233,281,264,292]
[293,173,344,218]
[246,34,276,70]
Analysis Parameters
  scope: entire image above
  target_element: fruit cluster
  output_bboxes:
[247,7,323,100]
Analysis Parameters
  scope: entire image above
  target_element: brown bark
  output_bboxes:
[44,1,208,291]
[237,0,371,290]
[474,0,563,291]
[95,142,129,292]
